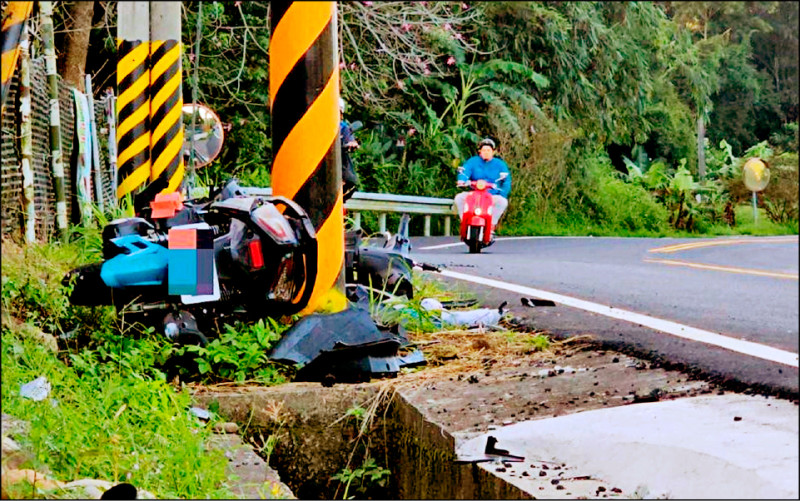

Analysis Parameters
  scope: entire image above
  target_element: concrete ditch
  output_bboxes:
[191,346,726,499]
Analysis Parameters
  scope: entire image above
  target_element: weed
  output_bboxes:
[174,318,291,385]
[330,386,395,500]
[331,457,391,500]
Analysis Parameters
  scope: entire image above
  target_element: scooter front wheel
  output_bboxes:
[465,226,483,253]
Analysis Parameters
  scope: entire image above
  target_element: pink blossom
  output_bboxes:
[362,1,373,5]
[423,65,431,76]
[446,56,456,66]
[462,2,469,10]
[397,80,405,90]
[349,62,357,70]
[339,61,347,69]
[401,23,412,32]
[421,1,427,6]
[188,53,195,63]
[454,32,464,41]
[444,23,452,31]
[234,0,241,6]
[408,128,416,136]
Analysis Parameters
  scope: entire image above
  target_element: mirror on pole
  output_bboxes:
[742,157,770,224]
[182,104,225,168]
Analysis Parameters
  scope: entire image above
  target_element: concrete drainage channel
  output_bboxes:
[188,345,798,499]
[193,383,531,499]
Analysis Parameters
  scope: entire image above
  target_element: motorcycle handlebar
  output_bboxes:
[459,180,496,190]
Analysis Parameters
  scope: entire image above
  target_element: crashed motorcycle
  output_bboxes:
[459,174,507,254]
[63,179,318,345]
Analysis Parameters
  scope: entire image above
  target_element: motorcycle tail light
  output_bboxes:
[248,239,264,269]
[253,204,296,244]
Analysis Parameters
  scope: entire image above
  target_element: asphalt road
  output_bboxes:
[408,235,799,396]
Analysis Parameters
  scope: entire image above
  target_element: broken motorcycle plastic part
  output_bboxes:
[454,436,526,464]
[521,297,557,307]
[269,307,425,384]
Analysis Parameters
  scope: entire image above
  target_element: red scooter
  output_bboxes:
[459,175,506,253]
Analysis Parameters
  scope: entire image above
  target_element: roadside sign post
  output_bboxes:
[742,158,770,225]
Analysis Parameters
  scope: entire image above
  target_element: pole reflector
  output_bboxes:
[270,1,346,314]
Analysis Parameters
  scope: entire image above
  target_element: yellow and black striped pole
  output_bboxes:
[116,1,151,213]
[144,2,183,201]
[1,1,33,113]
[270,1,346,314]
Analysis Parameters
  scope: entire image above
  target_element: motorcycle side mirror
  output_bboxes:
[350,120,363,132]
[498,172,509,180]
[182,103,225,168]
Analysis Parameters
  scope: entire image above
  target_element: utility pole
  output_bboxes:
[1,1,33,112]
[145,2,184,200]
[270,1,346,314]
[116,1,151,213]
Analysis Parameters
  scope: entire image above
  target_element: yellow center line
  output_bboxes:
[649,236,798,254]
[644,258,798,280]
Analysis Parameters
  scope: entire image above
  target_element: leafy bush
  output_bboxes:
[761,152,799,225]
[489,105,576,231]
[581,155,669,233]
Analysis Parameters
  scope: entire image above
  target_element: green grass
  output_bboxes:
[1,326,234,498]
[0,235,240,498]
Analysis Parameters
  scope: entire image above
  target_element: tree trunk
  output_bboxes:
[696,112,706,179]
[59,1,95,92]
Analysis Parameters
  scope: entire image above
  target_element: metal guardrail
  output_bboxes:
[241,187,457,236]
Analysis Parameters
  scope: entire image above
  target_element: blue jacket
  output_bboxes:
[457,155,512,198]
[340,120,356,144]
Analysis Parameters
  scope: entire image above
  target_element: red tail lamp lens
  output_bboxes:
[249,239,264,268]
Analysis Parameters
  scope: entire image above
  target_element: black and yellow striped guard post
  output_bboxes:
[116,1,153,214]
[145,3,183,202]
[270,1,347,314]
[116,35,151,213]
[1,1,34,112]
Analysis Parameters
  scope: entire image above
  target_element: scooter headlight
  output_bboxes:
[476,179,486,190]
[474,207,482,216]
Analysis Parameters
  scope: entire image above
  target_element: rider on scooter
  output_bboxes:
[454,138,512,241]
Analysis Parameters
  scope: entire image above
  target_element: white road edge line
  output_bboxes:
[435,269,799,368]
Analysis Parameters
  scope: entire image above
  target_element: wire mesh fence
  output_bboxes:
[1,56,116,241]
